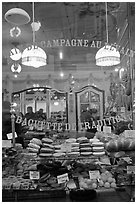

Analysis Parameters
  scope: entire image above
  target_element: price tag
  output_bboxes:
[121,107,125,113]
[89,170,101,179]
[61,142,72,153]
[7,132,18,139]
[103,126,111,133]
[2,140,12,148]
[127,166,135,174]
[30,171,40,180]
[57,173,69,184]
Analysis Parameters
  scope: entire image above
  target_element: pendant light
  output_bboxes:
[22,2,47,68]
[95,2,120,67]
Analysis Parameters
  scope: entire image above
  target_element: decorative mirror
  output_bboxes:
[75,85,105,131]
[12,87,68,123]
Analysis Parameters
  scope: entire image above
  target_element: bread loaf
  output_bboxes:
[93,152,105,156]
[92,142,104,147]
[40,147,53,153]
[92,146,104,152]
[66,138,77,143]
[28,143,40,149]
[39,153,53,157]
[42,138,53,144]
[31,138,42,146]
[26,147,39,153]
[42,143,54,149]
[80,152,92,156]
[77,137,89,143]
[80,147,92,152]
[53,152,66,157]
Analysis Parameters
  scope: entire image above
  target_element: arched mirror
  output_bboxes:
[49,89,68,123]
[75,85,105,131]
[12,87,68,123]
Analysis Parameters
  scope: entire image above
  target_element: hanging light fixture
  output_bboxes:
[22,2,47,68]
[95,3,120,66]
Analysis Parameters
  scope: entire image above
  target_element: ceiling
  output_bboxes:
[2,2,135,75]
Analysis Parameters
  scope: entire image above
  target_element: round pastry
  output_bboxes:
[80,143,91,147]
[93,152,105,156]
[92,146,104,152]
[25,152,37,156]
[28,143,40,149]
[31,138,42,146]
[66,138,77,143]
[42,143,54,149]
[54,145,61,149]
[89,138,100,143]
[39,153,53,157]
[80,147,92,152]
[26,147,39,153]
[40,147,53,153]
[71,147,80,152]
[67,152,80,156]
[80,152,92,156]
[77,137,89,143]
[71,143,79,147]
[53,152,66,157]
[54,149,62,153]
[92,142,104,147]
[42,138,53,144]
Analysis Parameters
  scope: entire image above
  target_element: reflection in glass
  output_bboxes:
[50,90,67,122]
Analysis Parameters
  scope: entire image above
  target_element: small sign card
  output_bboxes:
[89,170,101,180]
[57,173,69,184]
[103,126,111,133]
[30,171,40,180]
[7,132,18,140]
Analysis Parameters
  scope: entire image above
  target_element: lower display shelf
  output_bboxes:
[2,189,66,202]
[2,186,135,202]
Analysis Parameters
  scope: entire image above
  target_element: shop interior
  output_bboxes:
[2,2,135,202]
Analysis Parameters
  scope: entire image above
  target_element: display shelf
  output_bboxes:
[2,189,66,202]
[2,186,134,202]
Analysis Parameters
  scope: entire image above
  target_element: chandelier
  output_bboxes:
[22,2,47,68]
[95,3,120,67]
